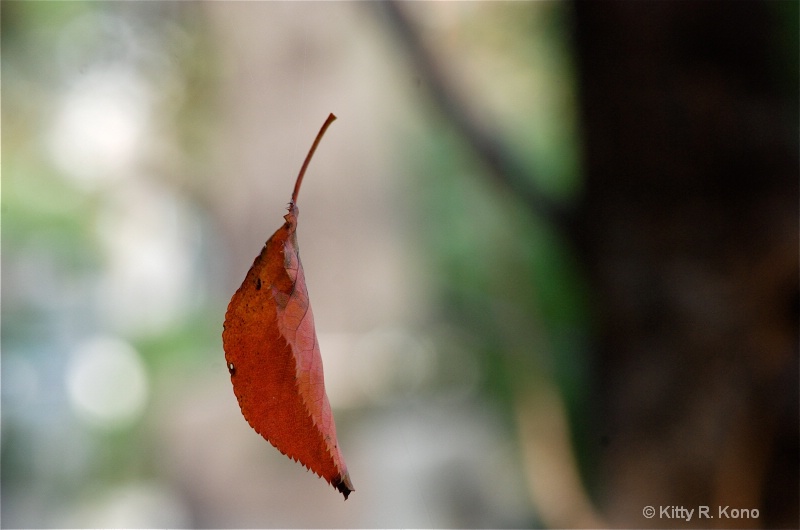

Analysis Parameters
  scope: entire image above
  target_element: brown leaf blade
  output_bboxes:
[222,115,353,499]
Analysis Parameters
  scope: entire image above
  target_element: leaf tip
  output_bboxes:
[335,472,354,500]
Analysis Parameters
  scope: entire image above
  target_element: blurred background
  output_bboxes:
[2,1,797,528]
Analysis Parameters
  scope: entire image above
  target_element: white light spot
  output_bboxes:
[66,335,149,429]
[63,481,190,528]
[48,67,150,189]
[94,182,197,336]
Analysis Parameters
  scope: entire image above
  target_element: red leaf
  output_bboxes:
[222,114,353,499]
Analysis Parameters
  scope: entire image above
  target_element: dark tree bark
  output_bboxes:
[378,1,797,526]
[573,2,799,527]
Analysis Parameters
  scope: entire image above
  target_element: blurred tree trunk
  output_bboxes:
[573,2,798,527]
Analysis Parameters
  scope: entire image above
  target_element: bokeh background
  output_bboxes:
[2,1,797,528]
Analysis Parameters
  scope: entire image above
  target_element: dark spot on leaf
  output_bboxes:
[255,277,262,290]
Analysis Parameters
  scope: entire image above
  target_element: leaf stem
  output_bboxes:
[292,113,337,205]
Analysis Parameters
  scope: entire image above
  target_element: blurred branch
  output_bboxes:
[516,381,604,528]
[378,1,575,240]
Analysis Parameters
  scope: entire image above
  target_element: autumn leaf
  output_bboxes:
[222,113,354,499]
